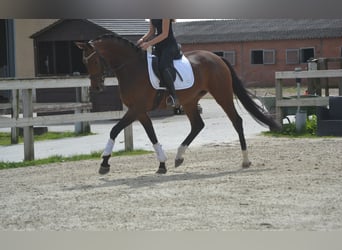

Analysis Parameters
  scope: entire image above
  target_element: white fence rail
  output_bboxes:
[0,76,133,161]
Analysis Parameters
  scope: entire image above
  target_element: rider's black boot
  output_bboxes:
[162,68,180,108]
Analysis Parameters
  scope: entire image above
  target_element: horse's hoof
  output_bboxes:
[156,167,167,174]
[99,163,110,175]
[99,155,111,175]
[242,161,251,168]
[156,162,167,174]
[175,158,184,168]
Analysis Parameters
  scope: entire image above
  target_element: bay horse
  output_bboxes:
[76,33,280,175]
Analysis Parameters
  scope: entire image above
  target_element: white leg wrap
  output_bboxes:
[102,138,115,157]
[153,143,167,162]
[176,145,188,160]
[242,150,249,163]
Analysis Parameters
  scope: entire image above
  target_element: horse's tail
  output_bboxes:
[221,57,281,131]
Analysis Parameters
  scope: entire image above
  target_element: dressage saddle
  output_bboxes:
[151,46,184,86]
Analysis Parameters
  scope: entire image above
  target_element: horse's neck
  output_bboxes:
[104,44,144,67]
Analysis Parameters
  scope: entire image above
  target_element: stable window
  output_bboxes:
[223,51,236,66]
[0,20,8,77]
[213,51,236,66]
[213,51,224,57]
[286,47,315,64]
[36,41,87,76]
[300,47,315,63]
[263,50,275,64]
[286,49,300,64]
[251,50,263,64]
[37,42,54,74]
[0,19,15,77]
[0,19,15,101]
[55,41,70,74]
[251,49,275,65]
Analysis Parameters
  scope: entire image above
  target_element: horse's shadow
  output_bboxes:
[65,166,274,191]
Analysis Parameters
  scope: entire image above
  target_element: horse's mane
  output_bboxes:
[90,33,145,56]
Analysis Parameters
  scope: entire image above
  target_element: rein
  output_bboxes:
[111,56,142,73]
[83,42,142,77]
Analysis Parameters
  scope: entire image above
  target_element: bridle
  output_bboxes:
[82,43,115,87]
[82,51,96,64]
[82,41,142,86]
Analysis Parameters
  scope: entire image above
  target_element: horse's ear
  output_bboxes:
[75,42,87,50]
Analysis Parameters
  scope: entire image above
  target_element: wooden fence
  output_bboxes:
[0,76,133,161]
[275,69,342,124]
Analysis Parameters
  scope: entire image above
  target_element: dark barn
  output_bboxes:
[30,19,150,112]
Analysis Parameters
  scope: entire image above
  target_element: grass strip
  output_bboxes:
[0,150,152,170]
[0,131,95,146]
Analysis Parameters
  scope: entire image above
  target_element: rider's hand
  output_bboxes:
[139,42,150,51]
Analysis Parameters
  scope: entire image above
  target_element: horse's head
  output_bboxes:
[75,41,105,92]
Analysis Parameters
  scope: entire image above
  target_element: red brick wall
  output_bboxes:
[180,38,342,87]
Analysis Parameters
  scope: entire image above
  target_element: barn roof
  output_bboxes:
[31,19,342,43]
[173,19,342,43]
[30,19,150,40]
[88,19,150,35]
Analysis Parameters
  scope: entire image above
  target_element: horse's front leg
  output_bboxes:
[99,110,137,175]
[138,113,167,174]
[175,101,205,168]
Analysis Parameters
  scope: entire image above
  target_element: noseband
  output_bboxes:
[82,51,96,64]
[82,43,114,83]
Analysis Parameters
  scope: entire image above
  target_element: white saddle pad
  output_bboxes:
[147,52,194,90]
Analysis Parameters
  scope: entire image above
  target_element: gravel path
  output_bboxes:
[1,136,341,230]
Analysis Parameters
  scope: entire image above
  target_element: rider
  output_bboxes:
[137,19,181,108]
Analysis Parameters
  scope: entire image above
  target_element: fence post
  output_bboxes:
[123,105,133,151]
[22,89,35,161]
[11,89,19,144]
[275,78,283,126]
[75,86,90,134]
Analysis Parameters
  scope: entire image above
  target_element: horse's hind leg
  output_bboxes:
[228,109,251,168]
[175,101,205,167]
[99,110,137,174]
[138,113,167,174]
[213,95,251,168]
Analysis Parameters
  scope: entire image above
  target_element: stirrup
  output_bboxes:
[166,95,180,108]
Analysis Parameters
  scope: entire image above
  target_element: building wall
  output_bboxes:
[12,19,342,86]
[180,37,342,87]
[14,19,56,77]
